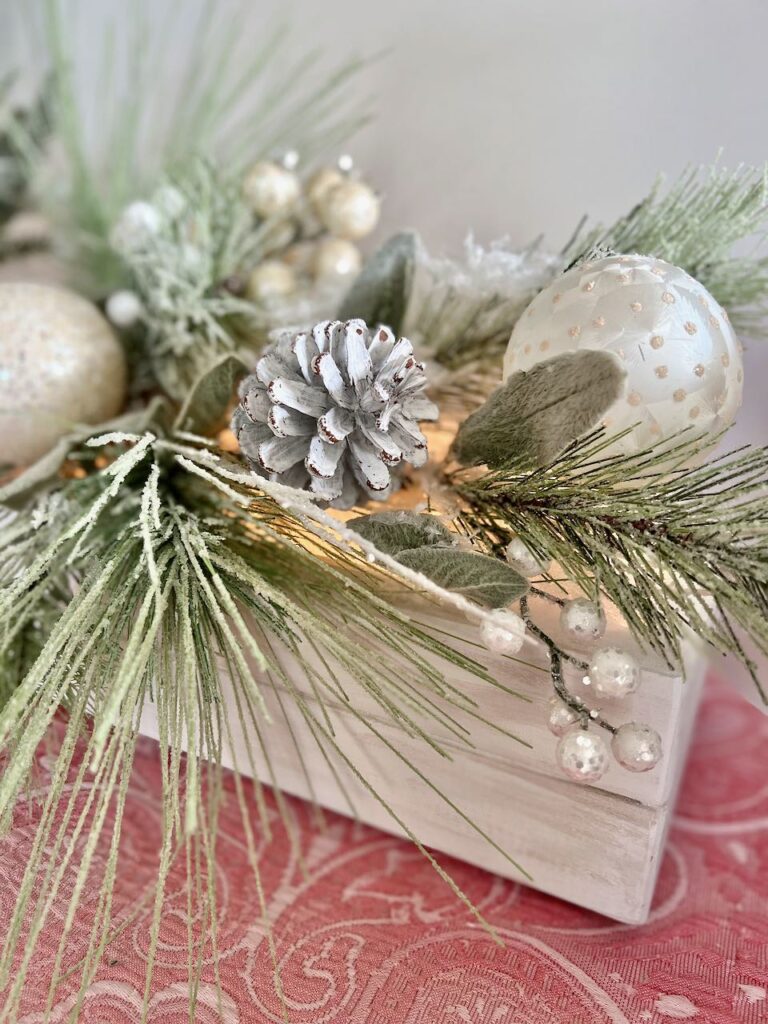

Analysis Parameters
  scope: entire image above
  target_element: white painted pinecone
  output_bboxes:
[232,319,439,507]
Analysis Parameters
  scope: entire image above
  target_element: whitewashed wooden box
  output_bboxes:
[139,592,706,925]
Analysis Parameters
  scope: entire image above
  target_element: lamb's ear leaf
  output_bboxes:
[0,397,171,509]
[347,510,454,556]
[452,349,626,468]
[174,353,250,436]
[395,545,529,609]
[337,231,419,334]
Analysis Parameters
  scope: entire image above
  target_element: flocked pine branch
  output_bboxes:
[453,427,768,702]
[0,428,533,1020]
[15,0,372,295]
[564,162,768,337]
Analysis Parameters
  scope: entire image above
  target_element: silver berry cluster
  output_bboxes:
[232,319,438,508]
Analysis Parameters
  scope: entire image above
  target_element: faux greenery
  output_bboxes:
[0,415,537,1020]
[452,349,626,469]
[453,427,768,701]
[565,162,768,337]
[12,0,372,295]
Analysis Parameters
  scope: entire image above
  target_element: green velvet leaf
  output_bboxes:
[174,353,250,436]
[337,231,419,334]
[452,349,626,469]
[395,546,529,608]
[347,509,454,556]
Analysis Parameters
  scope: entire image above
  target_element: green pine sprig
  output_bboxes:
[452,428,768,702]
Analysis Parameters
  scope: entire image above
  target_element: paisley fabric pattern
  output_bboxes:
[3,673,768,1023]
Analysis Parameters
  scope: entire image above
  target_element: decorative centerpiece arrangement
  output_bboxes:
[2,6,768,1020]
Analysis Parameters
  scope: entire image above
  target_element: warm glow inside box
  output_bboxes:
[140,592,706,925]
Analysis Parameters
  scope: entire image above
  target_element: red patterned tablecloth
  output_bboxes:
[3,673,768,1023]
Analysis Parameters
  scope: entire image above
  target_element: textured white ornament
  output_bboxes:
[560,597,606,640]
[505,537,551,577]
[247,261,297,301]
[479,610,526,655]
[106,290,144,329]
[242,161,300,218]
[556,727,610,783]
[547,696,580,737]
[0,283,127,466]
[306,167,345,214]
[503,254,743,454]
[110,201,161,252]
[319,181,380,240]
[611,721,663,772]
[313,238,362,281]
[588,646,641,699]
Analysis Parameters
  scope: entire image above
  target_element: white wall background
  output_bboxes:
[3,0,768,440]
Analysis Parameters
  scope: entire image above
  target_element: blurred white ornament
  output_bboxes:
[588,647,641,699]
[319,180,380,240]
[480,610,526,655]
[0,283,127,466]
[503,254,743,454]
[560,597,606,640]
[556,727,610,783]
[313,238,362,281]
[611,722,662,772]
[505,537,550,577]
[242,161,300,218]
[547,696,580,736]
[337,153,355,173]
[110,201,161,252]
[306,167,345,214]
[106,290,143,329]
[247,260,297,301]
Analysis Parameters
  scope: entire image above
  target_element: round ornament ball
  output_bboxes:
[313,237,362,281]
[247,261,297,301]
[0,283,127,466]
[560,597,606,640]
[547,696,580,737]
[556,727,610,783]
[611,722,662,772]
[242,161,300,218]
[505,536,550,578]
[319,180,380,240]
[503,254,743,454]
[588,646,641,700]
[479,609,526,655]
[106,289,143,329]
[306,167,346,214]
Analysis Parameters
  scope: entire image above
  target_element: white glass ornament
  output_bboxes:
[505,537,551,577]
[547,696,580,736]
[247,261,297,301]
[319,181,380,240]
[503,254,743,454]
[560,597,606,640]
[242,161,300,218]
[588,646,641,700]
[313,238,362,281]
[306,167,345,214]
[0,283,127,466]
[110,201,161,252]
[106,290,144,329]
[556,727,610,783]
[479,610,526,655]
[611,722,662,772]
